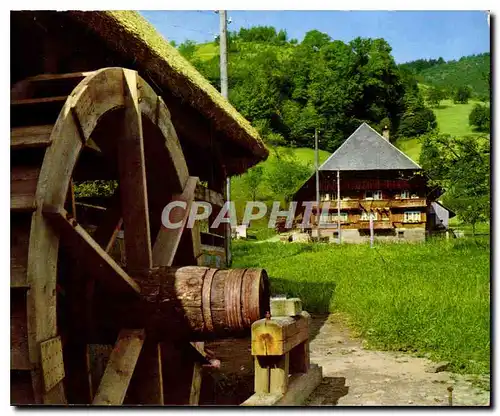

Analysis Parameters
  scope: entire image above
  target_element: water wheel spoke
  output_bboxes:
[93,190,123,253]
[152,176,198,267]
[92,329,145,405]
[117,69,153,271]
[42,205,140,295]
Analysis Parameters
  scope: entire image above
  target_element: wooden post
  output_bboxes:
[254,356,270,393]
[244,309,322,406]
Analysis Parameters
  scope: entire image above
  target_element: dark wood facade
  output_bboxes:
[292,124,448,243]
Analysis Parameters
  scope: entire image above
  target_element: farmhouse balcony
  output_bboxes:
[358,198,427,210]
[312,200,360,211]
[357,221,395,229]
[389,198,427,208]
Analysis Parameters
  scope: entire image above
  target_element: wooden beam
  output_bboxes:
[92,329,145,405]
[254,356,270,394]
[188,362,203,405]
[11,215,32,288]
[11,125,53,149]
[152,176,198,267]
[126,342,164,405]
[270,354,289,394]
[117,69,152,271]
[242,364,322,407]
[251,312,311,356]
[11,166,40,212]
[42,205,140,296]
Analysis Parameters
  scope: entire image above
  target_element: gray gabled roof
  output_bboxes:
[319,123,421,171]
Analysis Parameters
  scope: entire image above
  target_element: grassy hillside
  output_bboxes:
[394,98,485,163]
[194,42,218,61]
[231,146,330,213]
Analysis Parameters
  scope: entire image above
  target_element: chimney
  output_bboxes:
[382,125,390,141]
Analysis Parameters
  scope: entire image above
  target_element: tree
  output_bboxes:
[169,40,177,48]
[192,27,420,151]
[419,132,490,234]
[398,108,437,137]
[453,85,472,104]
[178,40,197,59]
[301,30,331,49]
[426,86,445,107]
[241,165,264,201]
[265,155,312,203]
[469,104,490,132]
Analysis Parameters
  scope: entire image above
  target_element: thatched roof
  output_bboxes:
[67,11,268,170]
[319,123,421,171]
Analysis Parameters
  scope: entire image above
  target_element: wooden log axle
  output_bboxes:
[91,266,270,343]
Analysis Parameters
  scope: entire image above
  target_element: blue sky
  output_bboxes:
[140,10,490,63]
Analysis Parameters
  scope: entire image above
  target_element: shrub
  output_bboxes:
[469,104,490,132]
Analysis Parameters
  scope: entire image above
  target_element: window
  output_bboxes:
[322,212,348,223]
[320,212,330,223]
[332,212,348,223]
[404,211,421,223]
[401,190,410,199]
[365,190,382,200]
[398,230,405,238]
[361,211,378,221]
[411,193,419,199]
[321,192,338,201]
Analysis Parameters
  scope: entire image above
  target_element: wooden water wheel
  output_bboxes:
[11,68,270,405]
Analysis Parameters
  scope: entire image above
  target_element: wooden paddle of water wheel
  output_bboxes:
[10,68,270,405]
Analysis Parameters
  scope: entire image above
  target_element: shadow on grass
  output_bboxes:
[434,104,450,109]
[269,276,337,315]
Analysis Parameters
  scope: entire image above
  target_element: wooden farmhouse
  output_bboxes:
[293,123,454,243]
[11,11,270,406]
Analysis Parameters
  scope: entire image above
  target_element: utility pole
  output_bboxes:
[219,10,229,99]
[219,10,231,266]
[337,169,341,244]
[315,128,320,240]
[369,211,374,248]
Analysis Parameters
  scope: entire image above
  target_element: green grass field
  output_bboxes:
[232,238,490,375]
[433,99,484,137]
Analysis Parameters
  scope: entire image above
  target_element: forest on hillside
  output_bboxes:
[176,26,441,152]
[175,26,489,153]
[399,53,491,98]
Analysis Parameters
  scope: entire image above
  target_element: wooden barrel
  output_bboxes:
[202,267,270,335]
[156,266,271,338]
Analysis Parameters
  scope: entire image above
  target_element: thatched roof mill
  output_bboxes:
[11,11,268,185]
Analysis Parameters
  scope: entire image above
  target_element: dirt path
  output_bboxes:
[201,314,490,406]
[306,314,490,406]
